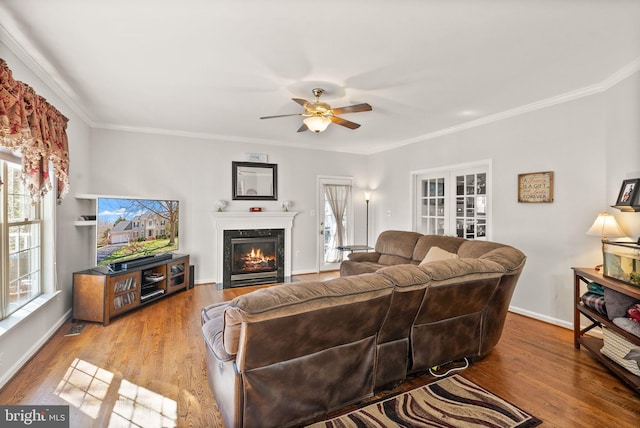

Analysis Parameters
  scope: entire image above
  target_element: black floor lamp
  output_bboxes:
[364,192,371,247]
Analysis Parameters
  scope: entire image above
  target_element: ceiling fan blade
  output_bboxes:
[331,103,372,115]
[297,123,309,132]
[292,98,309,107]
[330,116,361,129]
[260,113,303,119]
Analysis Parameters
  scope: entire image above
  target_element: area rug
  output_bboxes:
[307,374,542,428]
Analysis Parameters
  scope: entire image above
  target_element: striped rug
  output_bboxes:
[307,374,541,428]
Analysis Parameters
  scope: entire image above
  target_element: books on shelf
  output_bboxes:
[113,277,136,293]
[113,291,136,309]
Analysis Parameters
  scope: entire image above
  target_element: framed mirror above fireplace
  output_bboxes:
[232,161,278,200]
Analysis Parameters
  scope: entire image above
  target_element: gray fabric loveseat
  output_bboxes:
[201,231,526,428]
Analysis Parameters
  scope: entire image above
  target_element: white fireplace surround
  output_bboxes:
[212,211,298,286]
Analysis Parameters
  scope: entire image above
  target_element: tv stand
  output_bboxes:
[73,254,190,326]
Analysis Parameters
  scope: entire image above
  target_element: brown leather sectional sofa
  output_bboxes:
[201,231,526,428]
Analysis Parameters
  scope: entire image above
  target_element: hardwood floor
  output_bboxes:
[1,272,638,427]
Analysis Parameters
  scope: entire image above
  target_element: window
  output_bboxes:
[1,158,43,319]
[413,161,491,240]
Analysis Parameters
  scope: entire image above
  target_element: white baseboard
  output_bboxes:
[291,268,320,276]
[509,305,572,329]
[0,309,71,390]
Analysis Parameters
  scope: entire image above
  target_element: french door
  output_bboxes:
[317,177,353,271]
[413,162,490,240]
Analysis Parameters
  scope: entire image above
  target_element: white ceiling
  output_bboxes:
[1,0,640,154]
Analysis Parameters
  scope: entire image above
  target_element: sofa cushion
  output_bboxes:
[340,260,384,277]
[347,252,381,263]
[413,259,506,328]
[222,274,394,355]
[377,264,432,290]
[375,230,422,265]
[377,258,504,290]
[419,258,505,286]
[413,235,465,262]
[458,241,526,273]
[419,246,458,266]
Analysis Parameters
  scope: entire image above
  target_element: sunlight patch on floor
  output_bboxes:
[112,379,177,427]
[54,358,113,418]
[54,357,177,427]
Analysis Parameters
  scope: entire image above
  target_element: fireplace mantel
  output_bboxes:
[212,211,298,286]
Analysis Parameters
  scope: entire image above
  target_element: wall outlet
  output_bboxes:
[386,210,392,217]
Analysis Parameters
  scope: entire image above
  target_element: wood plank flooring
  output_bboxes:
[0,272,638,427]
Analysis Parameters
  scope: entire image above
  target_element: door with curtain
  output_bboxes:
[318,177,353,271]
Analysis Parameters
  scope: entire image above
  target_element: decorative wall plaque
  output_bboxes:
[517,171,554,203]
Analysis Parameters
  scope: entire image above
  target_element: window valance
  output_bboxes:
[0,58,70,202]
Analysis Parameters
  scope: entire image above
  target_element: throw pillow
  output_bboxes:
[419,246,458,266]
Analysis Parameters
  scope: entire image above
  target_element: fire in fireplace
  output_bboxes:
[233,238,276,273]
[223,229,285,287]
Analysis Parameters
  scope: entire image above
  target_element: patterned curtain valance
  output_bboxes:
[0,58,70,203]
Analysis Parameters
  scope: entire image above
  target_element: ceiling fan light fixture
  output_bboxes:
[303,116,332,133]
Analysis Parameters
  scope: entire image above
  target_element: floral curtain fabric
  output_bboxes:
[0,58,70,202]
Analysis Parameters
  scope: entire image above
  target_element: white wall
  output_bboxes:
[2,36,639,389]
[368,71,640,327]
[0,42,93,387]
[604,72,640,239]
[88,129,369,282]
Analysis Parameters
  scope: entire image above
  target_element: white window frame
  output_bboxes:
[411,160,492,240]
[0,149,57,322]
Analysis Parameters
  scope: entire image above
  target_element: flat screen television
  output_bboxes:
[96,197,179,267]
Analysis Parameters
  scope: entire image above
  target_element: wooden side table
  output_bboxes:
[573,267,640,393]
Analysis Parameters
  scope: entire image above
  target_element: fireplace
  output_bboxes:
[223,229,285,287]
[213,211,298,289]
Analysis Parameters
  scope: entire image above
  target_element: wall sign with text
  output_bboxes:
[518,171,554,203]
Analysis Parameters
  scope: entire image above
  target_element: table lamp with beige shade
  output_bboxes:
[586,212,628,270]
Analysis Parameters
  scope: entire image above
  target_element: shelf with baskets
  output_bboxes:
[573,267,640,393]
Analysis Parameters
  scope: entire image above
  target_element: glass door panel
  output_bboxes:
[417,177,446,235]
[455,172,487,240]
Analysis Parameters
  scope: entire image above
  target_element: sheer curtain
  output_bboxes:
[324,184,351,263]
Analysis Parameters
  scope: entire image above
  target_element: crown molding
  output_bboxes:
[0,22,93,125]
[600,56,640,91]
[368,61,640,155]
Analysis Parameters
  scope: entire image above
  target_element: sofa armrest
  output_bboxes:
[347,251,381,262]
[202,316,235,362]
